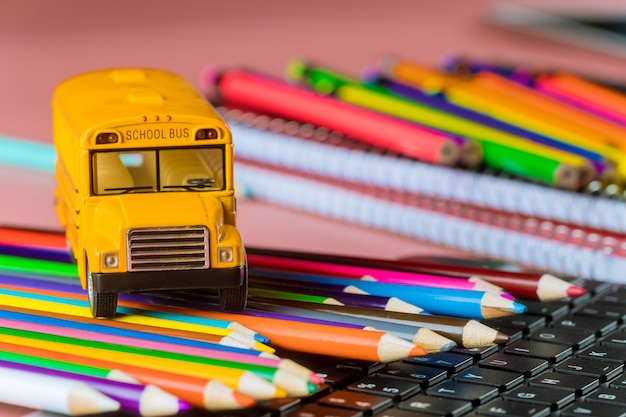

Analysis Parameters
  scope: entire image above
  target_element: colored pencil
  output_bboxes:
[0,341,257,411]
[9,317,315,398]
[0,135,56,172]
[248,283,426,314]
[201,67,466,165]
[0,281,274,357]
[533,72,626,129]
[0,255,270,342]
[0,255,523,319]
[111,289,429,362]
[245,297,457,352]
[247,269,526,319]
[246,246,586,301]
[288,59,595,189]
[432,71,626,178]
[364,73,613,179]
[0,254,77,277]
[0,309,319,385]
[251,299,508,348]
[248,252,505,293]
[0,285,272,350]
[0,292,312,396]
[0,326,288,401]
[100,289,429,362]
[0,365,120,416]
[0,287,318,395]
[0,299,269,352]
[0,357,191,416]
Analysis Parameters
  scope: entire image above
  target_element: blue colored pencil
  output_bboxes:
[245,269,526,319]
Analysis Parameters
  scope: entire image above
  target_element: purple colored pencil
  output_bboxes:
[0,359,191,416]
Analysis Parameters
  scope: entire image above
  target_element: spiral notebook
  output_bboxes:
[222,107,626,281]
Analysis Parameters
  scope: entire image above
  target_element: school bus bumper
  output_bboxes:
[90,266,246,293]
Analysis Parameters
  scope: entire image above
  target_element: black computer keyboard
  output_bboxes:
[102,278,626,417]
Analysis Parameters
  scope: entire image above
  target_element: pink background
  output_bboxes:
[2,0,626,261]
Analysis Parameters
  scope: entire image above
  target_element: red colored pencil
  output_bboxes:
[200,67,463,165]
[246,247,585,301]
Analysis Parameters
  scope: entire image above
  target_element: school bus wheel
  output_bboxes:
[86,257,118,318]
[218,259,248,311]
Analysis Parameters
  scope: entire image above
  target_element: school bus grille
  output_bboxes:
[127,226,209,271]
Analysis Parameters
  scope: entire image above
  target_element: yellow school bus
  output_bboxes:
[52,68,247,318]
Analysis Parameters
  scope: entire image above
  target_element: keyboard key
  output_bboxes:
[397,393,472,416]
[347,375,420,400]
[337,358,385,375]
[523,299,570,320]
[289,404,363,417]
[373,408,435,417]
[485,315,546,335]
[554,357,624,382]
[600,331,626,348]
[474,398,550,417]
[316,365,362,387]
[586,387,626,407]
[318,390,393,414]
[551,314,618,336]
[426,380,498,405]
[528,327,595,350]
[454,365,524,391]
[610,376,626,390]
[577,344,626,363]
[575,304,626,323]
[561,400,626,417]
[451,344,499,360]
[404,352,473,375]
[528,371,599,396]
[478,352,549,377]
[504,340,572,363]
[503,385,576,410]
[376,362,447,388]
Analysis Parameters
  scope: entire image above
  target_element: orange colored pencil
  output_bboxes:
[0,341,256,411]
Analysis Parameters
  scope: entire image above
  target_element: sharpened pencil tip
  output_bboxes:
[234,391,257,409]
[512,301,527,314]
[408,345,428,357]
[494,331,510,344]
[566,285,586,297]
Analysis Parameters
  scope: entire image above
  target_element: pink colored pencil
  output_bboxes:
[0,317,320,384]
[248,253,506,294]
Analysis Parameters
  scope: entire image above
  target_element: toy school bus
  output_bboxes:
[52,68,248,318]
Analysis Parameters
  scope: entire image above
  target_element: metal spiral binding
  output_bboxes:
[219,105,626,235]
[233,159,626,281]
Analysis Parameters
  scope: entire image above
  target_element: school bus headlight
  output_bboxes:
[102,253,119,269]
[96,132,119,144]
[217,247,233,263]
[196,128,218,140]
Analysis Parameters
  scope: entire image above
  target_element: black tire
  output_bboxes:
[219,257,248,311]
[86,259,118,318]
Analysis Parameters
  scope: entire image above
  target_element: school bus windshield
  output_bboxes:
[91,146,225,195]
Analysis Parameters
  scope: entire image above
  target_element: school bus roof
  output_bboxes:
[53,68,226,138]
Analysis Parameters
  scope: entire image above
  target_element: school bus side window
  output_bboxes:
[91,147,224,195]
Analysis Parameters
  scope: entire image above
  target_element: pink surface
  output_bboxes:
[2,0,626,261]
